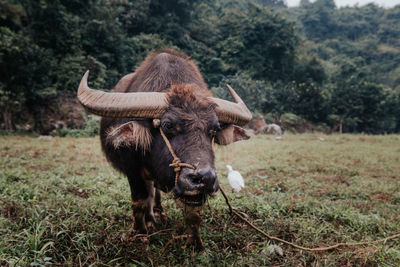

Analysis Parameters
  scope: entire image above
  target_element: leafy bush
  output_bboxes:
[314,122,330,133]
[212,72,271,113]
[57,115,100,137]
[280,113,306,133]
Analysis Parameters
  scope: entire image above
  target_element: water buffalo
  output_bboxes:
[77,49,252,250]
[249,114,283,135]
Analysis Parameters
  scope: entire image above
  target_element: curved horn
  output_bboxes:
[212,85,252,126]
[77,71,168,118]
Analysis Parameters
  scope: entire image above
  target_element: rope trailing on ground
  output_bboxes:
[219,186,400,252]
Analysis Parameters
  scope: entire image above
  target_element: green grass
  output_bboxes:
[1,134,400,266]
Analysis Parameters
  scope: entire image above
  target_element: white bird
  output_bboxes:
[226,165,245,193]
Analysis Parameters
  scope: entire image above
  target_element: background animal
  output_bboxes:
[248,114,283,135]
[77,49,252,250]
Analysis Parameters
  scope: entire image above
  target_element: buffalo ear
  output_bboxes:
[215,125,250,146]
[106,121,152,151]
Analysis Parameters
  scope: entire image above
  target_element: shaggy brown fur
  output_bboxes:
[168,83,213,108]
[105,121,152,152]
[166,84,217,133]
[123,49,208,93]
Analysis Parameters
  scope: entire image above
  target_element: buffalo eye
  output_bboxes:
[162,121,173,131]
[209,124,221,137]
[209,129,217,137]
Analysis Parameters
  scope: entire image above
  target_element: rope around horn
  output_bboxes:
[159,126,400,252]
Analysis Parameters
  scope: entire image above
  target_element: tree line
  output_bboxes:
[1,0,399,133]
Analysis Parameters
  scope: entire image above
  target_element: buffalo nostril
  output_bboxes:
[188,173,202,184]
[197,168,217,190]
[197,168,216,179]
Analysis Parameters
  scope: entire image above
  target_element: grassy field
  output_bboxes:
[1,134,400,266]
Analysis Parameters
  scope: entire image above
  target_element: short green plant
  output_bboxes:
[1,134,399,265]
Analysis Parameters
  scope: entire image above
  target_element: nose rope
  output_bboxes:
[159,128,195,186]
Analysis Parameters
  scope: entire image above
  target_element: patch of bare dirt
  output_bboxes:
[245,168,269,177]
[314,175,350,186]
[359,137,378,144]
[372,192,392,202]
[66,187,89,198]
[0,200,22,221]
[252,189,263,196]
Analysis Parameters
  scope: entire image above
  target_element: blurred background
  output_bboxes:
[1,0,400,135]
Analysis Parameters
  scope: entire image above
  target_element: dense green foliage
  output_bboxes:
[290,0,400,133]
[1,0,399,133]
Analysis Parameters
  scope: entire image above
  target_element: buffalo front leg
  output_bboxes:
[127,174,153,234]
[178,201,204,251]
[131,199,147,234]
[154,188,167,224]
[144,180,156,230]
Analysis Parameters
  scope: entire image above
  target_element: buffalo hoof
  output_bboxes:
[139,235,150,248]
[146,220,155,231]
[154,209,168,225]
[186,235,205,252]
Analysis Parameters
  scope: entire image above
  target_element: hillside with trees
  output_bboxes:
[1,0,399,134]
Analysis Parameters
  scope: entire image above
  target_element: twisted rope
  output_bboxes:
[159,128,194,186]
